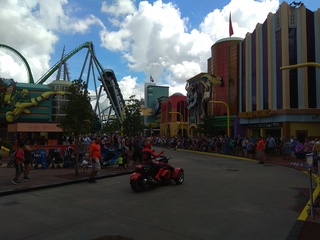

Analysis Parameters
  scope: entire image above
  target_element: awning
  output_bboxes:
[7,123,63,132]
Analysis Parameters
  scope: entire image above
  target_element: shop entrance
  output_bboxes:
[265,128,281,138]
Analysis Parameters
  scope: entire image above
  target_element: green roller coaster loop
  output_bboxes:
[1,41,126,124]
[36,41,96,84]
[0,44,35,83]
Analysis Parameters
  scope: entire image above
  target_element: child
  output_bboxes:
[117,156,124,170]
[122,147,130,168]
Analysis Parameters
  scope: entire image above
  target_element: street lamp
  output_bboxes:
[169,111,184,137]
[209,101,230,137]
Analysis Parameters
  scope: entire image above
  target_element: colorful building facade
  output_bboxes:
[239,2,320,140]
[182,1,320,140]
[0,78,69,145]
[160,93,188,137]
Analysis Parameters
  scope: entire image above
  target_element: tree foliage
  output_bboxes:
[122,95,144,136]
[197,114,216,137]
[102,116,120,135]
[59,79,96,135]
[58,79,96,175]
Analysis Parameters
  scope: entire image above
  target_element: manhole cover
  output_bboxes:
[226,169,239,171]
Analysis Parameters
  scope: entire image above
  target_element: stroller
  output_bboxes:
[47,148,63,169]
[63,146,75,168]
[32,149,48,169]
[101,148,117,167]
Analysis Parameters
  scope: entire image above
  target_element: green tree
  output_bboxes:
[102,116,120,135]
[123,95,144,136]
[197,114,216,137]
[58,79,96,175]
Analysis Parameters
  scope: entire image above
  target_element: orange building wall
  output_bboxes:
[210,39,240,116]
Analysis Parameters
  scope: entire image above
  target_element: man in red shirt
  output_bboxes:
[142,142,164,182]
[88,137,102,183]
[256,136,266,164]
[12,141,25,184]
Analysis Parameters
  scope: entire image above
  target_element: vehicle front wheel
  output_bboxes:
[130,178,145,192]
[174,170,184,185]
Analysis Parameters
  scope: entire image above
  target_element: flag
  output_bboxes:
[150,75,154,82]
[229,12,234,37]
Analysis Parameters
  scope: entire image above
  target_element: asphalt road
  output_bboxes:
[0,148,309,240]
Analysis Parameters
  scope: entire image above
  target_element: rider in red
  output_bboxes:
[141,142,164,182]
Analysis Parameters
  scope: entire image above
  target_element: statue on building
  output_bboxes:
[185,83,198,110]
[200,74,223,116]
[0,78,65,122]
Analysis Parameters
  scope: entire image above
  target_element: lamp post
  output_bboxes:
[169,111,184,137]
[209,101,230,137]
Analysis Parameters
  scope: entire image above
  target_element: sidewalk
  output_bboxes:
[0,160,135,197]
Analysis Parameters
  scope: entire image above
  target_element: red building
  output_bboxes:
[160,93,188,137]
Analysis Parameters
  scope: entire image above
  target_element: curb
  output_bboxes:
[0,170,134,197]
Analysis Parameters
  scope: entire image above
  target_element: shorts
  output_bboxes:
[247,149,255,154]
[24,157,32,165]
[91,158,101,171]
[256,150,264,158]
[296,152,306,160]
[14,162,24,174]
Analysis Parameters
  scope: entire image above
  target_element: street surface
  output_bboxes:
[0,148,309,240]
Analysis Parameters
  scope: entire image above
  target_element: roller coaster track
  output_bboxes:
[1,41,125,123]
[36,41,125,123]
[0,44,35,83]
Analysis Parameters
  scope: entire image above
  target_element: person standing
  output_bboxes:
[0,138,2,166]
[295,140,305,167]
[242,137,248,158]
[23,139,36,182]
[246,136,255,159]
[88,137,102,183]
[313,139,320,173]
[256,136,266,164]
[11,141,25,184]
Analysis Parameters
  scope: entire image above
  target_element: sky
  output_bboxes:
[0,0,319,108]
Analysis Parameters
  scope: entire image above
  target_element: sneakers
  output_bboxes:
[11,179,22,185]
[23,177,30,182]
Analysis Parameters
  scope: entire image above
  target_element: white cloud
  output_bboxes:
[118,75,144,100]
[101,0,136,17]
[0,0,104,82]
[100,0,280,95]
[1,0,281,104]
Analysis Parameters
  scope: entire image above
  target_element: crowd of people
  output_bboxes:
[9,133,320,184]
[149,134,320,170]
[51,134,320,173]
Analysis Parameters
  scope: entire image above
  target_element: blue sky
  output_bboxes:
[0,0,319,109]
